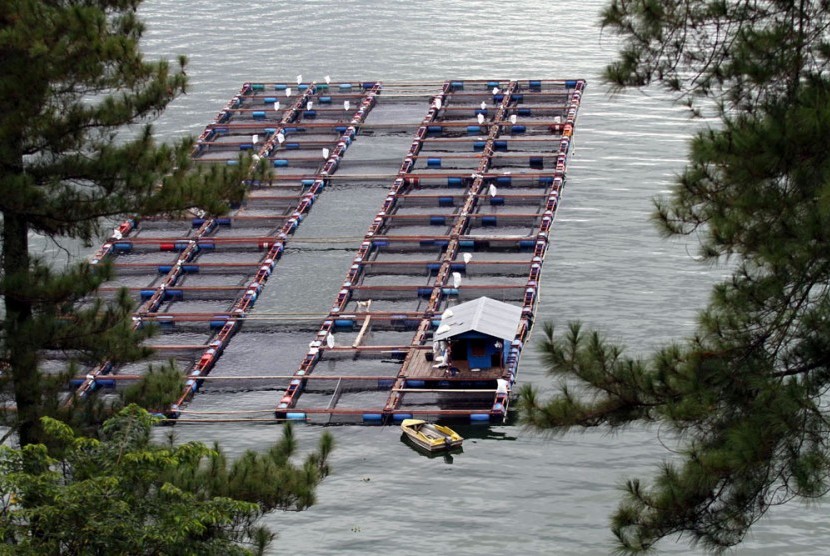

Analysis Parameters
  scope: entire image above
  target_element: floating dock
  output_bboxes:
[74,78,585,424]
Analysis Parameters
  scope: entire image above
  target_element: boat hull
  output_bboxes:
[400,419,463,452]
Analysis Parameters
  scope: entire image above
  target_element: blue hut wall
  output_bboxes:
[455,331,506,369]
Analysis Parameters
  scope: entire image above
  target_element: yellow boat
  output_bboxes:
[400,419,463,452]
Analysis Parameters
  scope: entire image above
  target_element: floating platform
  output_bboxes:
[70,78,585,425]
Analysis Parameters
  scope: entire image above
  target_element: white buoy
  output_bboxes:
[276,132,285,144]
[286,87,292,97]
[322,147,330,159]
[477,113,485,125]
[307,101,313,110]
[480,101,486,110]
[510,114,517,124]
[251,134,259,144]
[326,332,335,348]
[452,272,462,288]
[492,87,499,94]
[296,74,302,84]
[252,153,261,163]
[489,184,497,197]
[553,115,561,124]
[434,98,442,110]
[344,100,350,111]
[325,75,331,84]
[112,229,122,240]
[441,308,454,320]
[273,100,280,111]
[462,252,473,264]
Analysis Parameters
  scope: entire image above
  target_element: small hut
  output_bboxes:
[433,297,522,371]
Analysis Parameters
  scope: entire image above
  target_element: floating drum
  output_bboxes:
[427,158,441,168]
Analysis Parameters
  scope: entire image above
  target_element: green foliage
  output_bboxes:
[0,405,333,555]
[0,1,247,444]
[521,1,830,553]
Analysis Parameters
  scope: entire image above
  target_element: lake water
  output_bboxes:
[130,1,828,553]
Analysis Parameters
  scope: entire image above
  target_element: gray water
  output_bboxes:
[128,1,828,553]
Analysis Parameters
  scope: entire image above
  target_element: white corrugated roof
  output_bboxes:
[433,296,522,341]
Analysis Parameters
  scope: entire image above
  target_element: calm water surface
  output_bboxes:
[134,1,828,553]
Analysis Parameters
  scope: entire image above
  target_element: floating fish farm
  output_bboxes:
[76,78,585,425]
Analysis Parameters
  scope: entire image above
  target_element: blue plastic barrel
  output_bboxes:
[539,176,554,185]
[157,265,172,274]
[451,81,464,90]
[263,96,276,103]
[226,159,239,166]
[113,242,132,253]
[303,110,317,119]
[252,111,266,119]
[286,412,307,420]
[378,379,395,389]
[339,83,353,91]
[139,290,155,300]
[530,156,544,169]
[486,81,499,88]
[434,240,449,247]
[518,107,532,117]
[334,319,356,329]
[459,239,475,248]
[191,218,205,227]
[372,240,389,247]
[393,413,413,422]
[406,380,426,388]
[427,158,441,168]
[474,109,487,116]
[490,196,505,206]
[450,262,466,272]
[273,159,289,167]
[298,84,309,91]
[182,265,199,274]
[419,240,434,247]
[216,217,231,226]
[417,287,433,297]
[438,196,454,207]
[513,94,524,104]
[165,289,184,300]
[493,93,505,103]
[430,216,446,225]
[442,287,460,295]
[428,125,443,135]
[275,84,287,90]
[467,125,483,135]
[319,96,332,104]
[362,413,383,423]
[496,176,512,186]
[529,80,542,90]
[470,413,491,422]
[519,239,536,249]
[565,80,578,88]
[239,143,253,151]
[446,177,462,187]
[482,216,498,226]
[473,141,486,152]
[494,140,508,151]
[251,83,265,91]
[427,262,441,273]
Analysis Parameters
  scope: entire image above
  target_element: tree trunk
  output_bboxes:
[3,210,41,446]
